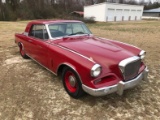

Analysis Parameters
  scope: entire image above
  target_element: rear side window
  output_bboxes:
[29,24,49,40]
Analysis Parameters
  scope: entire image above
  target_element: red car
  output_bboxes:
[15,20,148,98]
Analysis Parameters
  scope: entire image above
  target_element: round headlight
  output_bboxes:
[139,50,146,59]
[91,64,101,77]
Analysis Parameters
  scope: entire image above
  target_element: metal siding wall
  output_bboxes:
[106,4,143,22]
[84,4,106,22]
[84,3,144,22]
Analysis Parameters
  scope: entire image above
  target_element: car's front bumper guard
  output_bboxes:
[82,67,149,96]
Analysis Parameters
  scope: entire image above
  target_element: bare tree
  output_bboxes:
[6,0,20,11]
[139,0,146,5]
[119,0,124,3]
[96,0,106,3]
[0,0,3,20]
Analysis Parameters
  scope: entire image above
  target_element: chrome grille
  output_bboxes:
[124,59,141,81]
[119,56,141,81]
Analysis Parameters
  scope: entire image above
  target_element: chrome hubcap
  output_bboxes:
[69,75,76,87]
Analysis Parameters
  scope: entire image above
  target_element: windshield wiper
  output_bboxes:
[67,32,90,36]
[68,33,78,36]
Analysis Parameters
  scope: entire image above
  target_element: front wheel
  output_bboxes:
[62,67,85,99]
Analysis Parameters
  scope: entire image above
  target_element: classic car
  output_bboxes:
[15,20,148,98]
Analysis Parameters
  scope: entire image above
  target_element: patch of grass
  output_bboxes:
[102,27,155,33]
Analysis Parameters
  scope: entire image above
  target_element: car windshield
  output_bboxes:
[48,22,92,38]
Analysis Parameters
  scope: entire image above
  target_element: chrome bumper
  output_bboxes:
[82,67,149,96]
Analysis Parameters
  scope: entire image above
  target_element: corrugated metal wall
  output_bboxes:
[84,3,144,22]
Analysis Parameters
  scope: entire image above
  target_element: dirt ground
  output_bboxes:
[0,20,160,120]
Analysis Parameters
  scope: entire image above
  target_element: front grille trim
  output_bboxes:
[119,56,141,81]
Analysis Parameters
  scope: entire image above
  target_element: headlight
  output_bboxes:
[139,50,146,59]
[91,64,101,77]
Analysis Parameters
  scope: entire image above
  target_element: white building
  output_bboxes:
[143,7,160,17]
[84,2,144,22]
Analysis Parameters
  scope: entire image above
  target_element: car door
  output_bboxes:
[27,24,49,68]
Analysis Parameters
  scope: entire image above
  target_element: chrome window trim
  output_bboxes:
[26,24,49,41]
[119,56,141,80]
[45,24,52,39]
[46,23,92,40]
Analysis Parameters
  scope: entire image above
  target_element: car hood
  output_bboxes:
[52,35,141,67]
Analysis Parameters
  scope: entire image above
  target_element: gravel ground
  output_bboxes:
[0,20,160,120]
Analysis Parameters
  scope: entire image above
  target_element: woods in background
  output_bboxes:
[0,0,85,21]
[0,0,160,21]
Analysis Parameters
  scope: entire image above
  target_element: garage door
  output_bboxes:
[107,9,115,21]
[124,9,130,21]
[131,10,136,20]
[115,9,123,21]
[137,10,142,20]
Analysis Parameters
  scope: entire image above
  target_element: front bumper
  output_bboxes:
[82,67,149,96]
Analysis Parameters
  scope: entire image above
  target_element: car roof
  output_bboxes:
[29,20,83,24]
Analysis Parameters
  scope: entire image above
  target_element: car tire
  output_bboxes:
[62,67,85,99]
[18,43,29,59]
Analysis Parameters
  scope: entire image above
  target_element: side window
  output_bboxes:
[29,24,49,40]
